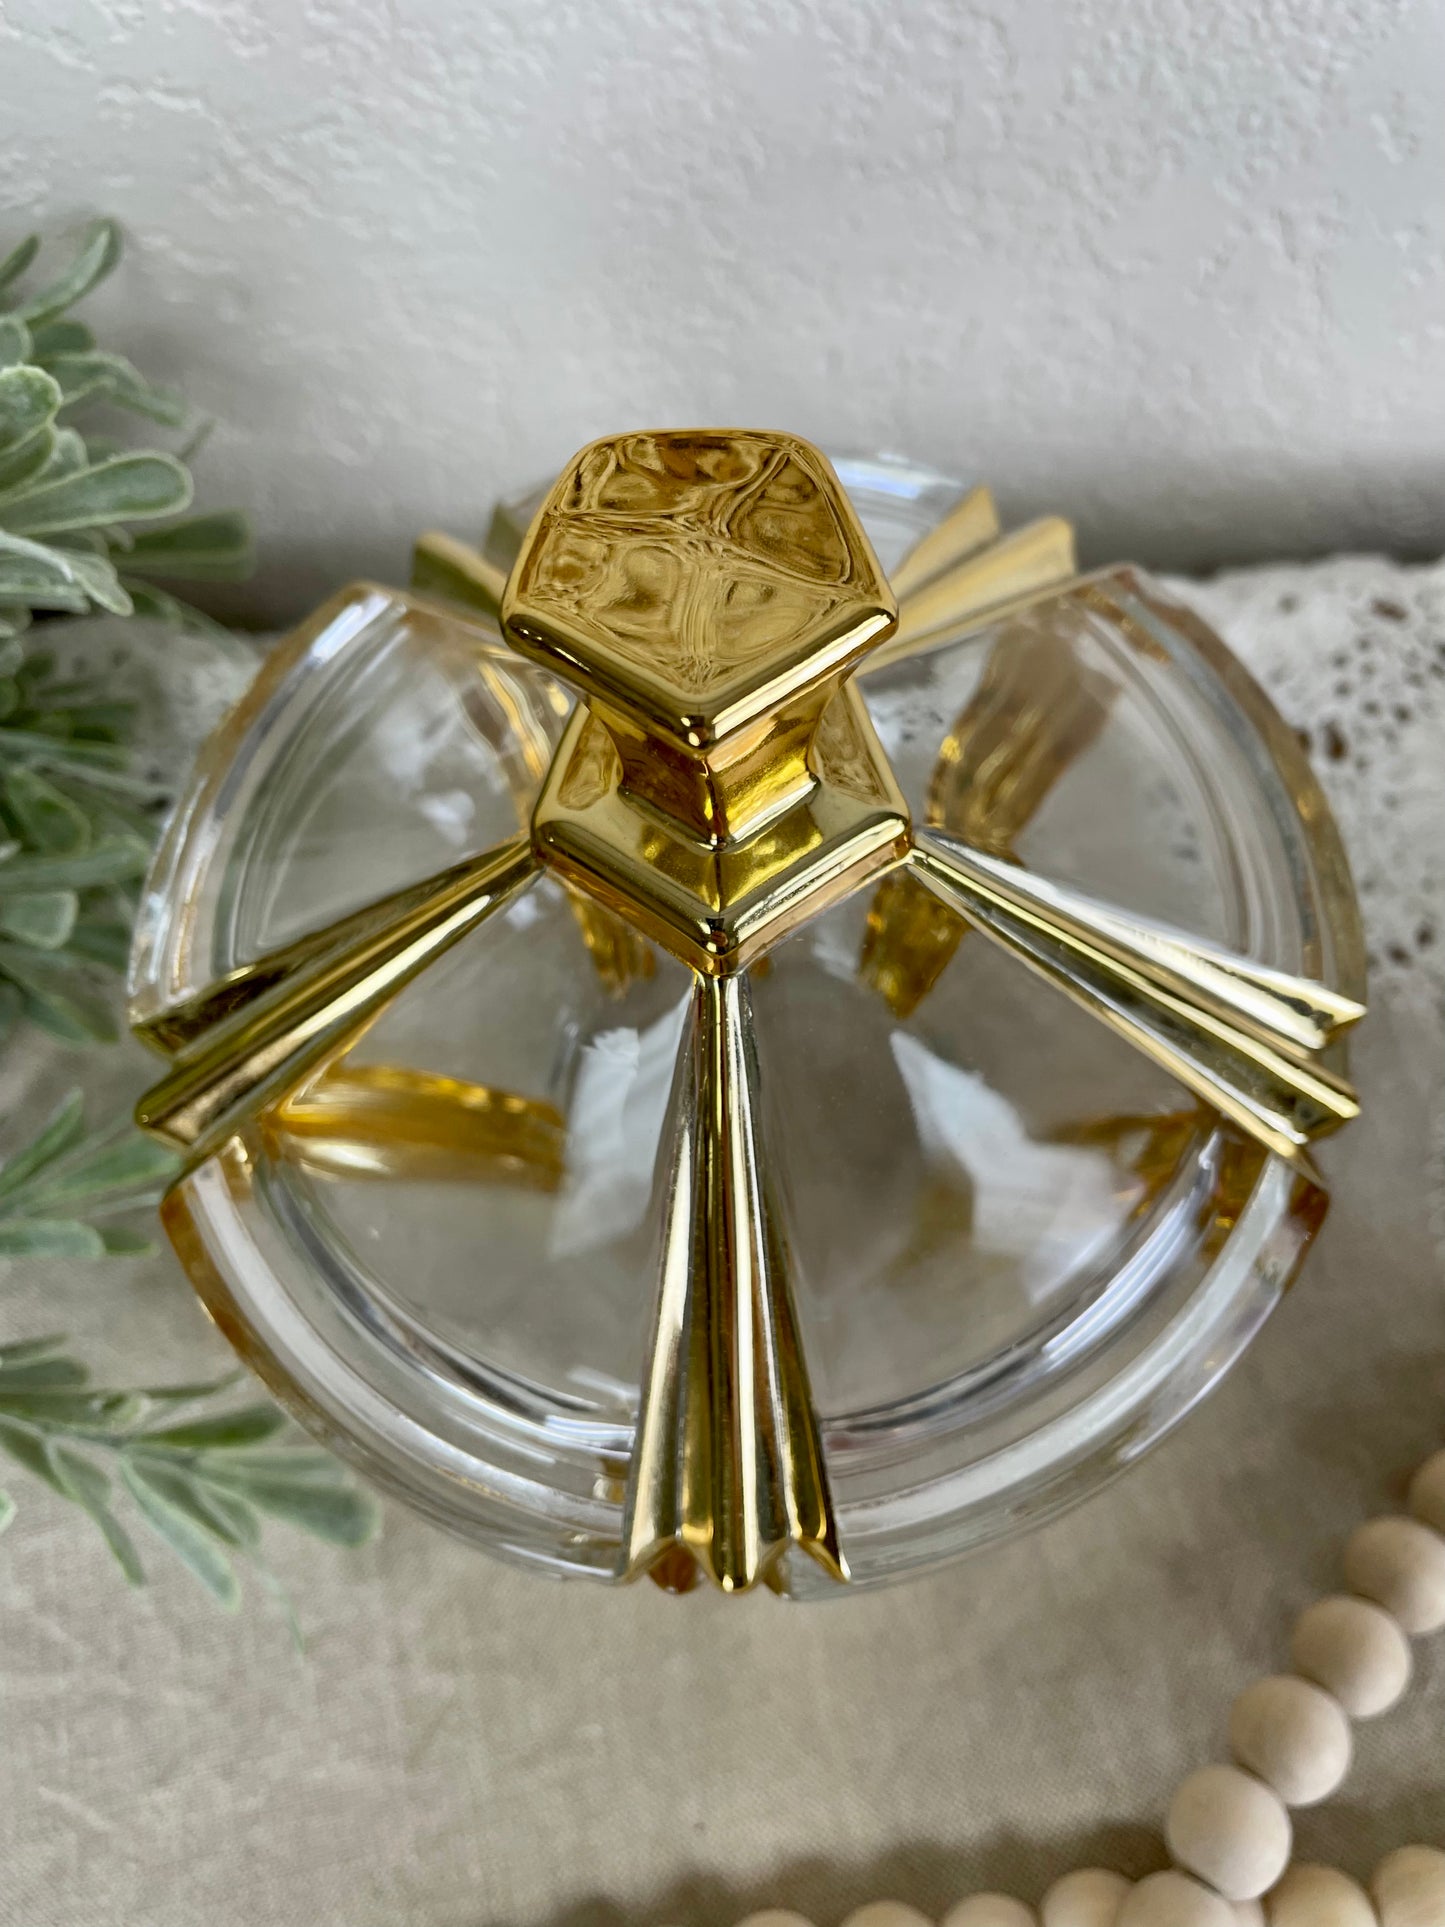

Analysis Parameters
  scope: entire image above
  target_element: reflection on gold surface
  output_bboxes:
[1049,1108,1208,1201]
[866,516,1078,674]
[621,973,844,1594]
[136,838,539,1164]
[882,1167,977,1280]
[460,638,654,996]
[505,430,896,848]
[264,1062,565,1190]
[910,829,1361,1163]
[861,618,1115,1017]
[534,685,909,977]
[887,485,1001,599]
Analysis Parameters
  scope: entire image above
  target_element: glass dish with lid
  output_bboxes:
[128,431,1364,1598]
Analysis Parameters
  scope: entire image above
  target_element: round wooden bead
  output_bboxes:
[1344,1516,1445,1634]
[1407,1449,1445,1535]
[843,1908,932,1927]
[1371,1846,1445,1927]
[1290,1594,1413,1717]
[738,1915,816,1927]
[1117,1871,1236,1927]
[1040,1869,1131,1927]
[1227,1674,1352,1806]
[1266,1863,1378,1926]
[1165,1764,1292,1900]
[942,1899,1037,1927]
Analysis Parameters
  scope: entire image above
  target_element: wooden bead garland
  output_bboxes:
[1165,1765,1292,1900]
[1227,1675,1352,1806]
[1408,1451,1445,1536]
[1342,1518,1445,1636]
[729,1445,1445,1927]
[1038,1869,1131,1927]
[1370,1846,1445,1927]
[1115,1870,1235,1926]
[1266,1863,1377,1926]
[940,1899,1037,1927]
[1290,1596,1412,1717]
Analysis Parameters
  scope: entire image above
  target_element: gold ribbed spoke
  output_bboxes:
[622,972,843,1594]
[909,829,1361,1162]
[135,836,537,1163]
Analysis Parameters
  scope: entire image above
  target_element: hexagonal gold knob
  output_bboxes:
[503,430,912,974]
[502,428,898,844]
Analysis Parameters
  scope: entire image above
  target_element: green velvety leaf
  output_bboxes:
[194,1447,337,1478]
[201,1459,380,1546]
[0,840,148,891]
[18,1130,178,1210]
[43,698,132,737]
[54,1444,146,1582]
[0,1354,87,1390]
[0,890,78,949]
[0,452,192,535]
[121,1459,241,1607]
[0,1218,106,1257]
[0,1090,85,1200]
[0,574,86,616]
[141,1404,287,1451]
[0,318,32,370]
[32,425,87,485]
[135,1372,243,1404]
[97,1226,155,1256]
[15,221,122,327]
[0,982,22,1044]
[0,429,56,501]
[0,949,118,1043]
[0,1334,69,1364]
[0,1416,71,1494]
[117,579,233,640]
[0,731,134,780]
[29,319,93,358]
[0,529,94,608]
[42,542,132,616]
[0,235,40,296]
[4,766,91,853]
[188,1484,262,1549]
[63,919,131,971]
[48,351,186,427]
[0,365,61,453]
[0,1486,13,1535]
[121,511,253,582]
[0,607,31,643]
[0,1386,138,1430]
[121,1455,257,1549]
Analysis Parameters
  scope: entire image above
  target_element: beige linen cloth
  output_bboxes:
[1,558,1441,1927]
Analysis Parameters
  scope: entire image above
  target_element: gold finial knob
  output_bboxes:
[502,429,897,845]
[503,430,912,976]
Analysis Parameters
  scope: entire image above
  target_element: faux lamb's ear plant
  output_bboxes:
[0,224,379,1622]
[0,218,252,1046]
[0,1092,381,1630]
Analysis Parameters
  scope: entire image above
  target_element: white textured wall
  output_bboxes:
[3,0,1443,621]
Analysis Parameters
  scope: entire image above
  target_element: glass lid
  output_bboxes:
[128,435,1365,1597]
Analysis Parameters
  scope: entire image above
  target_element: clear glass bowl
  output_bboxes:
[129,455,1364,1595]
